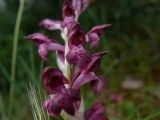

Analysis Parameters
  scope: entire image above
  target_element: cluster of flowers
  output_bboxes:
[26,0,111,120]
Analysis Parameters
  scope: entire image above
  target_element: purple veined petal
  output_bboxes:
[86,24,111,48]
[80,51,108,73]
[88,24,112,35]
[85,101,108,120]
[72,72,96,89]
[68,24,86,48]
[66,45,86,64]
[43,98,62,116]
[38,42,64,61]
[63,0,75,18]
[24,33,53,44]
[40,19,62,30]
[42,67,68,94]
[90,76,106,95]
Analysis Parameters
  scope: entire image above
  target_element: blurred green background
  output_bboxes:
[0,0,160,120]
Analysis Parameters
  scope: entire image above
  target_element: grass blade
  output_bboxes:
[9,0,25,115]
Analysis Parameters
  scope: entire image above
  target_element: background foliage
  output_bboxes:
[0,0,160,119]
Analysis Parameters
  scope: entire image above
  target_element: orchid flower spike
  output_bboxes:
[25,0,111,119]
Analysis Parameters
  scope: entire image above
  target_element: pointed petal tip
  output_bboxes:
[94,51,109,57]
[24,33,52,44]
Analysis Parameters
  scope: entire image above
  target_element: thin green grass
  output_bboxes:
[29,45,36,81]
[9,0,25,116]
[28,83,50,120]
[19,56,35,81]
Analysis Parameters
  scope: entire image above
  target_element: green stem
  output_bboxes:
[9,0,25,116]
[64,44,71,80]
[60,30,72,120]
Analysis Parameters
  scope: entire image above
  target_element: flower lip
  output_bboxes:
[66,45,86,64]
[42,67,69,94]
